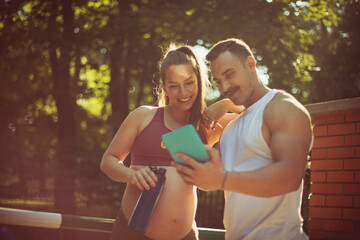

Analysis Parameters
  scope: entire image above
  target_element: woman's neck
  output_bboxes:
[164,105,190,130]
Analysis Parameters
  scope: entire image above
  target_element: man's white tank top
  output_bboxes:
[220,89,309,240]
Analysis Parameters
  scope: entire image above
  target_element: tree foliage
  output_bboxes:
[0,0,358,220]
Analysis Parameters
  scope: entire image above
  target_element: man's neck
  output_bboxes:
[245,85,271,109]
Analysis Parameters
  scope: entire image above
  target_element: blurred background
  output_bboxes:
[0,0,359,239]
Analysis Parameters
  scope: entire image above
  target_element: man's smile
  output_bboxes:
[224,87,239,99]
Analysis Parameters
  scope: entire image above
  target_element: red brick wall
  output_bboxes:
[307,98,360,240]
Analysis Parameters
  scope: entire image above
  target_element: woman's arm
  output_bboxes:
[100,106,158,190]
[202,98,243,146]
[202,98,244,130]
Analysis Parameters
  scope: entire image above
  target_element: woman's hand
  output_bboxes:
[128,167,158,191]
[202,99,244,130]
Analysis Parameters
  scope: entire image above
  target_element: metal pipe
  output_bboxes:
[0,207,226,238]
[0,207,61,229]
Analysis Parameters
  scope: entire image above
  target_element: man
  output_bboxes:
[172,38,313,239]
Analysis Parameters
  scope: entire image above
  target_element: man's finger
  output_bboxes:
[205,146,221,164]
[181,175,195,185]
[172,161,195,176]
[176,153,200,169]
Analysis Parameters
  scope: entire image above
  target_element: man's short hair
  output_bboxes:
[206,38,254,64]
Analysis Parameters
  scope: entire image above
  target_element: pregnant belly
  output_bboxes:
[121,166,197,240]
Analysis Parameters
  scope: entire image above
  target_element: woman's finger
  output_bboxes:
[133,175,144,191]
[136,172,150,190]
[147,167,158,182]
[211,120,218,130]
[143,168,157,187]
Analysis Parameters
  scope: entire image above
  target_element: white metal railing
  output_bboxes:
[0,207,225,239]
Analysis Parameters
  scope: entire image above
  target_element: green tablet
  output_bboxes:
[161,124,210,166]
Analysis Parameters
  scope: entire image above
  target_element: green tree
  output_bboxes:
[0,1,358,228]
[309,0,360,102]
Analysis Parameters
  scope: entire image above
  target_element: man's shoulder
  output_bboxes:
[264,90,311,126]
[269,91,308,114]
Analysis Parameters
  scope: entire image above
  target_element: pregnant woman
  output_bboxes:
[100,44,240,240]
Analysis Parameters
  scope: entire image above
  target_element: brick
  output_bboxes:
[344,184,360,194]
[313,112,345,125]
[324,220,354,232]
[355,196,360,207]
[343,208,360,220]
[327,171,354,182]
[337,233,360,240]
[344,159,360,170]
[310,149,326,159]
[309,207,342,219]
[310,194,325,206]
[346,111,360,122]
[355,220,360,231]
[308,231,339,239]
[356,171,360,182]
[308,219,323,230]
[314,125,327,137]
[311,183,343,194]
[345,135,360,146]
[357,147,360,157]
[328,123,356,136]
[357,123,360,134]
[311,159,343,171]
[326,196,353,207]
[328,147,355,159]
[313,136,344,148]
[311,171,326,182]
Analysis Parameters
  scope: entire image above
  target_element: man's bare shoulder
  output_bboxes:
[264,91,311,128]
[267,91,309,115]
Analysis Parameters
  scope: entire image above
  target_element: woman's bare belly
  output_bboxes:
[121,166,197,240]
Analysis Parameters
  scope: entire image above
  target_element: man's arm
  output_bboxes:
[223,95,313,196]
[173,95,313,197]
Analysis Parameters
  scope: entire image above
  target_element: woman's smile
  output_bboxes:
[178,96,192,103]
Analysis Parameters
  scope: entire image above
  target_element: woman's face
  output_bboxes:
[163,64,199,111]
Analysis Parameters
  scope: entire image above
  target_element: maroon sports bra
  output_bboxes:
[131,107,173,166]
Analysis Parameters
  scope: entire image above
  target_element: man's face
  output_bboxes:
[210,51,254,107]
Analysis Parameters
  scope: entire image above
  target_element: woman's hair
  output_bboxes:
[156,44,209,143]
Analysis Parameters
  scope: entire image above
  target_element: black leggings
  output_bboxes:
[110,209,198,240]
